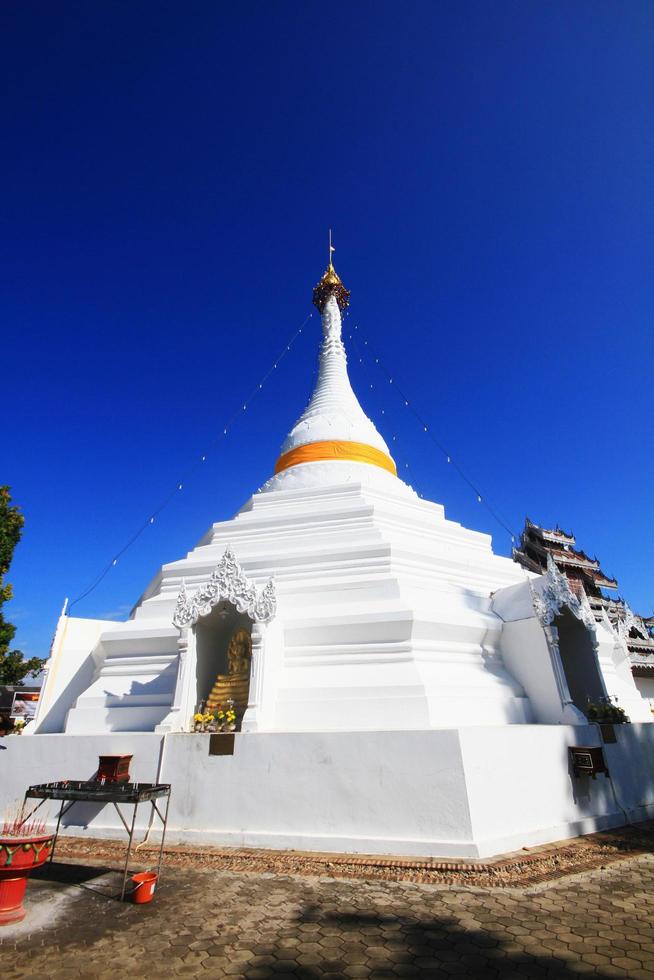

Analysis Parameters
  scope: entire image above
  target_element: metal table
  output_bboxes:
[21,781,171,900]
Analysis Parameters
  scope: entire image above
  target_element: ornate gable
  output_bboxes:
[173,547,276,629]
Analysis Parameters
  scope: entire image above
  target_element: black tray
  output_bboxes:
[25,781,171,804]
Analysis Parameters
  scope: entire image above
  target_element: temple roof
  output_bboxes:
[513,518,654,665]
[514,519,618,591]
[524,518,576,546]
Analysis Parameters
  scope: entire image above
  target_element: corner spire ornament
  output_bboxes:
[312,229,350,312]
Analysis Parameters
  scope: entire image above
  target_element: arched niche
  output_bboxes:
[553,606,606,713]
[195,601,253,724]
[168,547,276,733]
[532,555,608,722]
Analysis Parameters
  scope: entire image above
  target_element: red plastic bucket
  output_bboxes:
[131,871,157,904]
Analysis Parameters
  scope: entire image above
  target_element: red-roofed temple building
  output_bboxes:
[514,519,654,707]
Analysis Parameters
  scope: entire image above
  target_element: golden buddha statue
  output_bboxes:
[205,628,252,721]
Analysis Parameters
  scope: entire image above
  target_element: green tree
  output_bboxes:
[0,486,44,685]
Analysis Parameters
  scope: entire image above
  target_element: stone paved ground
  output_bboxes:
[1,855,654,979]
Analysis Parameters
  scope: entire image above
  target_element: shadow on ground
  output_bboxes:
[243,903,630,979]
[2,860,651,978]
[32,860,132,903]
[33,860,116,887]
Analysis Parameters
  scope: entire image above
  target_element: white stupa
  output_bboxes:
[54,259,537,735]
[9,253,653,858]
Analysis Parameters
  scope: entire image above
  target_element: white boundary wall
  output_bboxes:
[2,724,654,858]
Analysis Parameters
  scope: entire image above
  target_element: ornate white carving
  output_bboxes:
[616,604,637,641]
[172,547,276,629]
[530,557,604,720]
[600,602,654,649]
[531,555,597,632]
[578,587,598,632]
[172,581,190,629]
[601,607,614,635]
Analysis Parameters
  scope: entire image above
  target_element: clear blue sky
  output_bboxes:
[3,1,653,659]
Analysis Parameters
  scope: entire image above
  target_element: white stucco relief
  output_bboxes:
[528,555,605,722]
[530,555,597,633]
[165,546,276,734]
[172,546,276,629]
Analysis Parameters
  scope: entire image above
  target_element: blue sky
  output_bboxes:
[3,1,653,659]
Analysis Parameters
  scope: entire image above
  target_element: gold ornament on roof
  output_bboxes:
[312,263,350,312]
[312,229,350,312]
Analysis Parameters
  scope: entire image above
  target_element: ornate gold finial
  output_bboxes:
[313,230,350,312]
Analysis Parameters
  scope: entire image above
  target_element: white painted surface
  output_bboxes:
[260,459,414,495]
[64,624,179,733]
[594,623,653,722]
[634,675,654,708]
[31,616,117,735]
[0,734,162,835]
[459,725,619,856]
[2,726,654,858]
[602,723,654,822]
[260,291,414,496]
[278,294,392,459]
[492,578,653,725]
[497,616,569,724]
[55,480,534,734]
[160,729,474,855]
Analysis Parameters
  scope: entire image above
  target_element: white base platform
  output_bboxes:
[5,723,654,859]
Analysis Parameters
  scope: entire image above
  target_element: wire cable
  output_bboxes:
[349,324,516,543]
[67,312,313,613]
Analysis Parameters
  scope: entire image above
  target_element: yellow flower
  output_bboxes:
[193,713,204,723]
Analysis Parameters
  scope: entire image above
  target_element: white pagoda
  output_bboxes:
[7,257,654,858]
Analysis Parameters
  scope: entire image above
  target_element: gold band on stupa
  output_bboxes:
[275,440,397,476]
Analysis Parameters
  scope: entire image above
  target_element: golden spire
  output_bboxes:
[312,229,350,312]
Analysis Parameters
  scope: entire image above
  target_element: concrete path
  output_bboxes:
[1,855,653,978]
